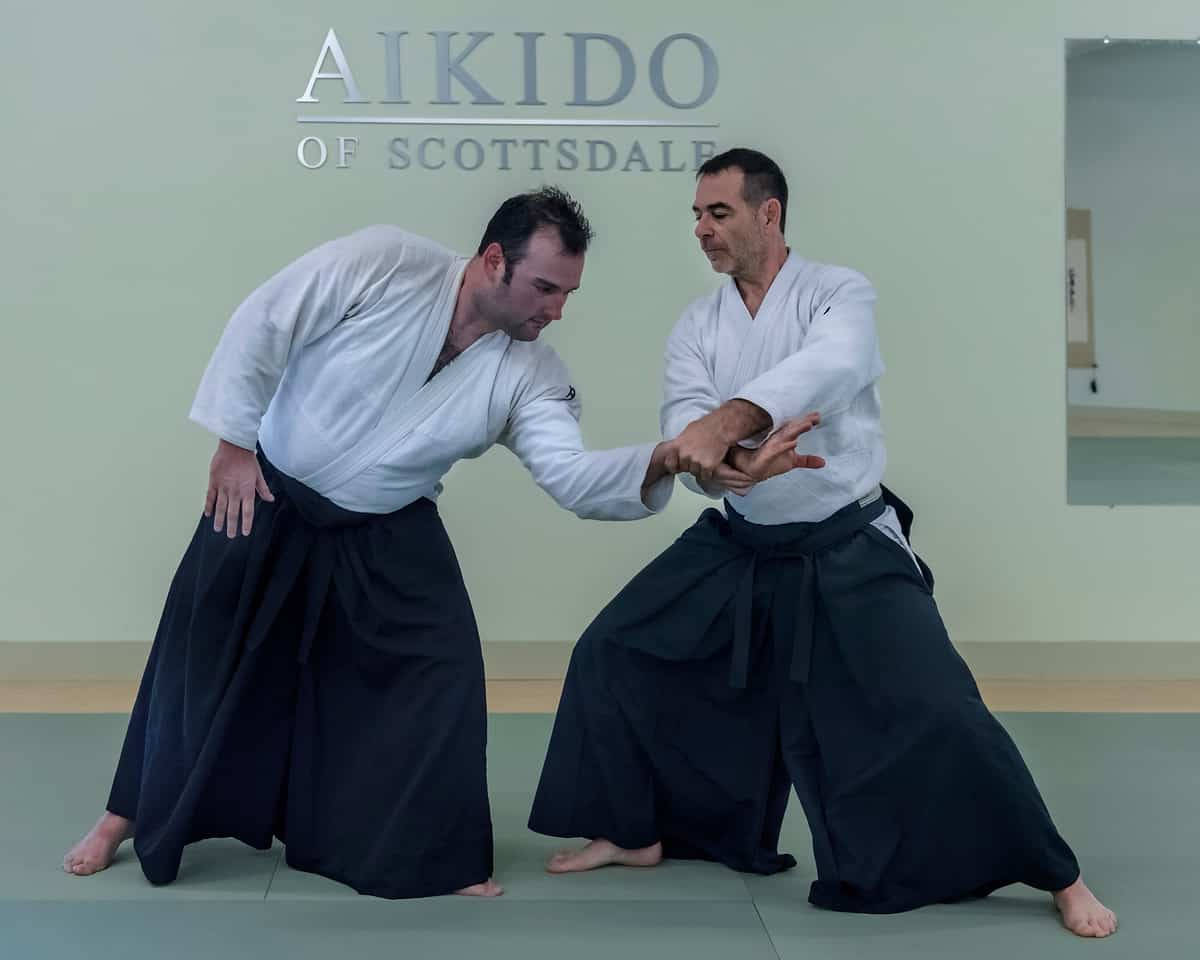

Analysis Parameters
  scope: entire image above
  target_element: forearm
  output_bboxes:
[733,277,880,428]
[640,442,674,502]
[701,398,773,446]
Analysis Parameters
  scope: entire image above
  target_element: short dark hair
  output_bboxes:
[477,186,594,283]
[697,148,789,233]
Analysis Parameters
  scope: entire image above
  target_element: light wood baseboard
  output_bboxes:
[2,678,1198,715]
[975,678,1200,713]
[6,640,1200,683]
[1068,404,1200,438]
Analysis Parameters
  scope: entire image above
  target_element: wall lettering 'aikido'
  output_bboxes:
[294,28,721,173]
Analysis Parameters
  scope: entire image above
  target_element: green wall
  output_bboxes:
[3,0,1196,655]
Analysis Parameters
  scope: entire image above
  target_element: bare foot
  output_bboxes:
[1053,876,1117,938]
[455,878,504,897]
[63,812,133,877]
[546,839,663,874]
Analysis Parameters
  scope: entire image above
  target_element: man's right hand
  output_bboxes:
[671,417,731,488]
[204,439,274,538]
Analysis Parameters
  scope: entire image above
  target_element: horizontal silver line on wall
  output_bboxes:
[296,116,720,127]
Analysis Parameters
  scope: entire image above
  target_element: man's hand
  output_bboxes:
[204,439,275,538]
[672,416,730,487]
[641,438,759,502]
[729,414,825,483]
[673,399,773,487]
[708,463,760,496]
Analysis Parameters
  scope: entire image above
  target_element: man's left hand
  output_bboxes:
[729,413,825,483]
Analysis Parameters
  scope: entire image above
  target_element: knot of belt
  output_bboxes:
[726,491,886,689]
[241,499,338,666]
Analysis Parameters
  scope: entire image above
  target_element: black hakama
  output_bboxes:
[107,453,493,898]
[529,487,1079,912]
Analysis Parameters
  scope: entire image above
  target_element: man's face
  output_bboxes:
[692,168,768,278]
[487,227,584,341]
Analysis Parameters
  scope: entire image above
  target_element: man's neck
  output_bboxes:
[447,257,500,350]
[733,244,790,318]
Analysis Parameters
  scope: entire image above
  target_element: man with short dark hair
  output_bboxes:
[530,152,1117,938]
[62,186,818,900]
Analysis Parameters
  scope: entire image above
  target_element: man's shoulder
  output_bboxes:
[673,283,724,335]
[504,338,570,378]
[336,225,460,267]
[798,258,875,297]
[685,283,724,315]
[499,339,581,410]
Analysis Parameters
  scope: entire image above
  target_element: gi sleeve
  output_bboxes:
[189,225,408,449]
[659,307,727,499]
[731,269,883,435]
[499,347,673,520]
